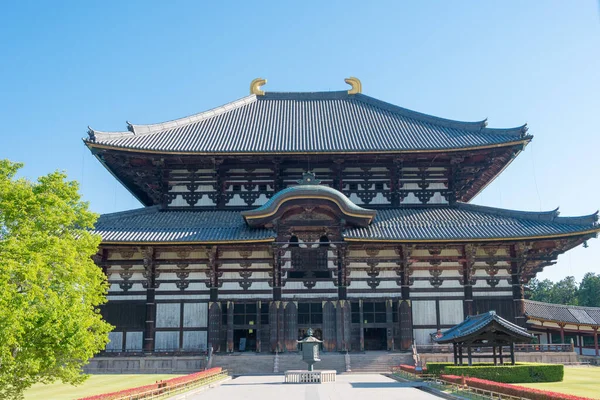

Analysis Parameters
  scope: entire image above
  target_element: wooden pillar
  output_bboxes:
[359,299,365,352]
[391,159,401,207]
[215,161,226,208]
[337,244,348,300]
[493,345,497,365]
[593,327,599,356]
[226,301,234,352]
[277,301,285,352]
[467,345,472,366]
[453,343,458,365]
[386,299,394,351]
[510,342,516,365]
[273,245,282,301]
[322,300,336,352]
[398,245,413,351]
[510,245,526,327]
[285,302,298,352]
[208,247,219,302]
[256,301,261,353]
[269,301,279,352]
[499,345,504,365]
[463,245,475,317]
[458,345,463,365]
[335,300,350,351]
[546,329,551,345]
[143,247,156,353]
[578,330,583,355]
[208,302,222,352]
[560,324,565,344]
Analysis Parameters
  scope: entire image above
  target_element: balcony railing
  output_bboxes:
[99,348,207,357]
[415,343,574,354]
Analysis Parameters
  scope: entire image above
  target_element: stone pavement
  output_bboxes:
[185,373,441,400]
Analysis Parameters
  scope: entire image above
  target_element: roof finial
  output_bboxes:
[345,77,362,94]
[250,78,267,95]
[126,121,135,134]
[87,126,96,142]
[297,171,321,185]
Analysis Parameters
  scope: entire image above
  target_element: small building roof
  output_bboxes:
[85,91,531,154]
[434,311,533,344]
[92,203,598,244]
[241,172,377,227]
[524,300,600,327]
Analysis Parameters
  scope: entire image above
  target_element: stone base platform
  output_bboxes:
[284,370,337,383]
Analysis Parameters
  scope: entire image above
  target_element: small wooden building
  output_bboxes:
[525,300,600,356]
[85,78,599,355]
[434,311,533,365]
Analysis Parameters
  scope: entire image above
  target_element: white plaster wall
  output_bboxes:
[156,303,180,328]
[439,300,463,325]
[414,329,433,345]
[412,300,437,325]
[155,332,179,350]
[106,332,123,351]
[183,331,207,350]
[125,332,143,351]
[183,303,208,328]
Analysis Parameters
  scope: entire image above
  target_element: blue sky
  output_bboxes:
[1,1,599,282]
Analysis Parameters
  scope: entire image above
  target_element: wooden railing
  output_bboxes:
[391,368,526,400]
[111,369,228,400]
[415,343,574,353]
[100,349,208,357]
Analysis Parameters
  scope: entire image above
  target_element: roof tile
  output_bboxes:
[87,91,529,153]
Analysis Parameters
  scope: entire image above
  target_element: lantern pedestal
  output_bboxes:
[284,370,337,384]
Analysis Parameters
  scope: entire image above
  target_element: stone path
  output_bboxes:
[185,373,441,399]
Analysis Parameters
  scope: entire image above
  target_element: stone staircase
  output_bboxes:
[211,353,274,375]
[348,351,413,373]
[211,351,412,375]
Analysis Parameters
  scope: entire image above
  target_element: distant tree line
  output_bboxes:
[527,273,600,307]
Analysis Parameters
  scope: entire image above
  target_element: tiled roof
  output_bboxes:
[434,311,533,343]
[93,206,274,243]
[524,300,600,327]
[344,203,599,241]
[92,203,598,244]
[86,91,531,154]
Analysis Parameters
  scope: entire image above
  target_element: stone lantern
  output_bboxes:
[298,328,322,371]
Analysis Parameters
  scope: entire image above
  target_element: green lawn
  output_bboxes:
[24,374,183,400]
[516,367,600,399]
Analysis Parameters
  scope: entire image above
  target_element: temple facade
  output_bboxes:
[86,78,599,355]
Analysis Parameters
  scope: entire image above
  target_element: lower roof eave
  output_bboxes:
[343,229,600,243]
[99,238,276,246]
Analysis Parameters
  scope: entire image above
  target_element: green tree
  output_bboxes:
[0,160,112,399]
[528,278,555,303]
[578,272,600,307]
[549,276,579,305]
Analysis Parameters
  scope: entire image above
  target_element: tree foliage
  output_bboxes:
[0,160,112,399]
[528,274,600,307]
[578,272,600,307]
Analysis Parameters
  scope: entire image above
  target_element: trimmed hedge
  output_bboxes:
[444,363,563,383]
[425,362,496,376]
[442,374,592,400]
